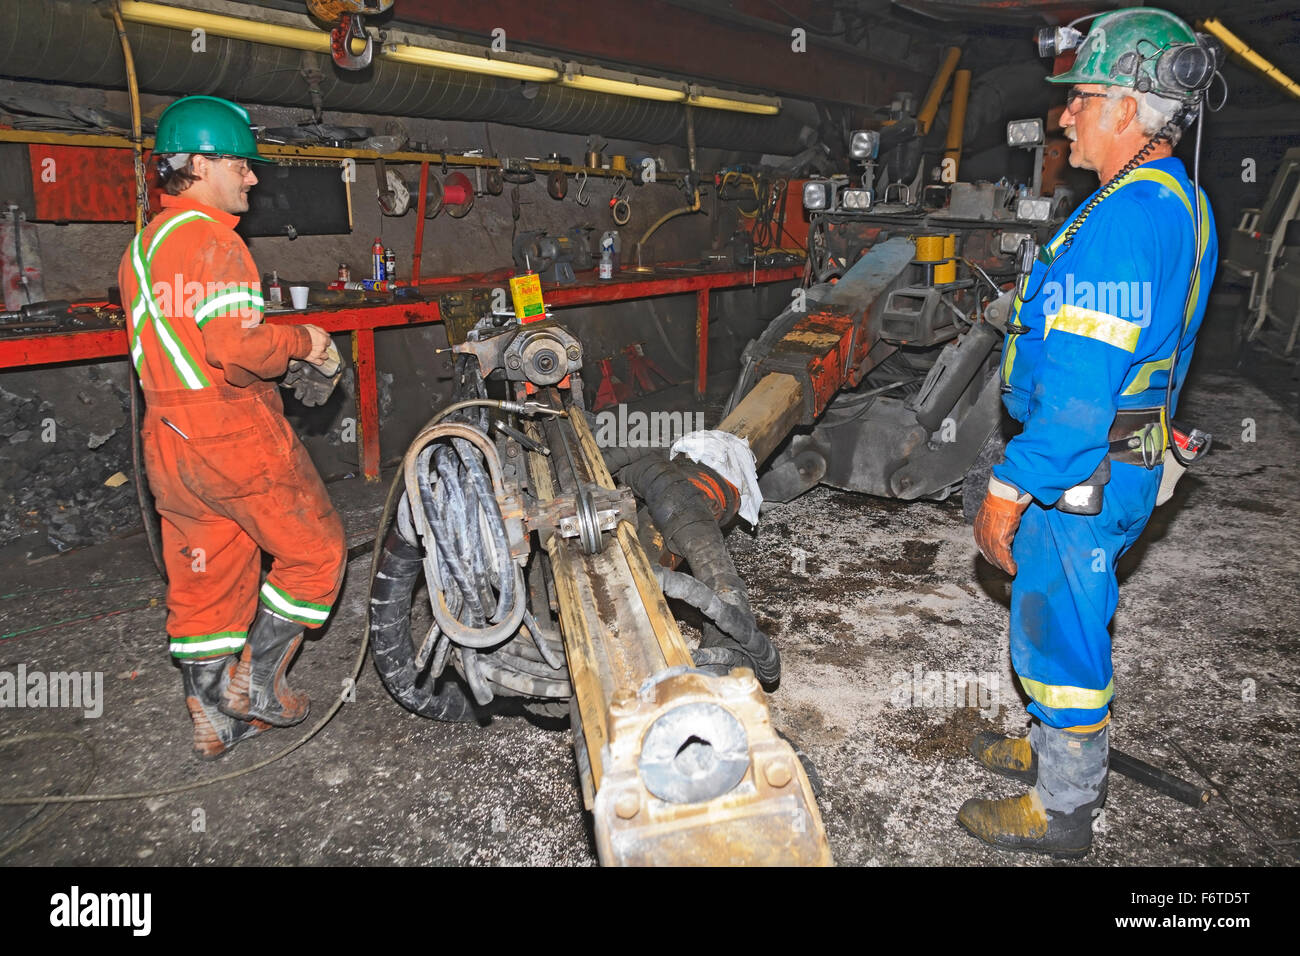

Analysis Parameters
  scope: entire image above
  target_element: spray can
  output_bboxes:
[372,238,385,280]
[598,230,618,279]
[384,247,397,283]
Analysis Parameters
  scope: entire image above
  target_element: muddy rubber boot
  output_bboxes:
[181,657,271,760]
[220,607,310,727]
[971,730,1038,784]
[956,716,1109,859]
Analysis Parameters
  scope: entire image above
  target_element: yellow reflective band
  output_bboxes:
[1044,304,1140,353]
[1018,675,1114,712]
[1002,294,1025,384]
[1114,171,1212,397]
[1046,166,1199,254]
[1122,356,1173,396]
[1008,166,1211,390]
[1126,168,1192,219]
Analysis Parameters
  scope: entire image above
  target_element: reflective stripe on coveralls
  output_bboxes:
[120,197,345,662]
[991,157,1217,728]
[259,580,331,626]
[1044,304,1141,352]
[128,210,216,386]
[170,632,248,658]
[1001,166,1211,389]
[142,383,347,661]
[128,214,268,382]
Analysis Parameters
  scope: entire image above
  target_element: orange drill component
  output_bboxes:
[751,304,872,423]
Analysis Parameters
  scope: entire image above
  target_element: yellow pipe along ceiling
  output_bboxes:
[116,1,780,113]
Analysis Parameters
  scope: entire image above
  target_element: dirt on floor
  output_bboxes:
[1,368,1297,867]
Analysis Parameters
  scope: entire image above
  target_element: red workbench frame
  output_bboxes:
[0,265,802,480]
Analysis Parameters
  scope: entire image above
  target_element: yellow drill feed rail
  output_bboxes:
[525,397,830,866]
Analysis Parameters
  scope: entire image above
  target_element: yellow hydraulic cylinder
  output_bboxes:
[918,47,962,135]
[943,69,971,181]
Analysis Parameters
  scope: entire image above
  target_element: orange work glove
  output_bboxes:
[974,476,1031,575]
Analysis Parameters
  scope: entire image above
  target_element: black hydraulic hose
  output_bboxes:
[654,567,778,681]
[690,645,754,671]
[619,455,780,685]
[368,523,478,720]
[579,409,667,475]
[600,443,666,474]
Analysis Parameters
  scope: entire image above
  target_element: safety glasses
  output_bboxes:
[210,154,252,174]
[1065,87,1109,115]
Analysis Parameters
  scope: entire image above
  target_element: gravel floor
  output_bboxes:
[1,368,1296,867]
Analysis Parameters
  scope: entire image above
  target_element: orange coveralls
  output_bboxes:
[117,194,346,660]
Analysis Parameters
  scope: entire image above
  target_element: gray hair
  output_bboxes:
[1104,87,1184,145]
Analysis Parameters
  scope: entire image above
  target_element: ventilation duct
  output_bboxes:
[0,0,818,154]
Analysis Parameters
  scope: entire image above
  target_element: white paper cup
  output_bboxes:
[289,285,310,309]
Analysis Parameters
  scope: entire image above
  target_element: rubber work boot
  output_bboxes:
[970,730,1037,784]
[181,656,270,760]
[956,716,1109,859]
[220,606,310,727]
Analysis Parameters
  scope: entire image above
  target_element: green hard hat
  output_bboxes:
[1047,8,1201,102]
[154,95,268,161]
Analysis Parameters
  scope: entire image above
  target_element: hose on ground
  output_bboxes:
[619,455,779,685]
[653,566,776,677]
[690,645,754,672]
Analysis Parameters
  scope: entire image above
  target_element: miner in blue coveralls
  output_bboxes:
[962,7,1219,857]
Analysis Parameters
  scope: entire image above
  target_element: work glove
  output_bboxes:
[974,476,1031,575]
[282,342,343,407]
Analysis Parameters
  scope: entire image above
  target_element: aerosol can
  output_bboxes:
[372,238,385,281]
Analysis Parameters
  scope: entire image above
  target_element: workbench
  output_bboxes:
[0,264,802,480]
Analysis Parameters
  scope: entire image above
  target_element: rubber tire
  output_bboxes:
[368,522,479,721]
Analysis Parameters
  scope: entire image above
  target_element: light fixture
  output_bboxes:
[118,0,328,52]
[386,42,560,83]
[687,84,781,116]
[803,181,829,211]
[1016,197,1052,222]
[999,231,1032,254]
[562,63,687,103]
[839,188,873,211]
[1006,119,1045,148]
[849,130,880,160]
[118,2,780,115]
[1037,25,1085,58]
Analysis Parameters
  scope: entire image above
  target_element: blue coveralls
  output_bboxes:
[994,156,1217,729]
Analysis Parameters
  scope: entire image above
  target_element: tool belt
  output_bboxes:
[1059,407,1211,514]
[1059,406,1167,514]
[1107,406,1167,468]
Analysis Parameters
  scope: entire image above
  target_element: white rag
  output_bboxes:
[670,429,763,526]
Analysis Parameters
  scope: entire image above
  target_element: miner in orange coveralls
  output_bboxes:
[117,95,346,759]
